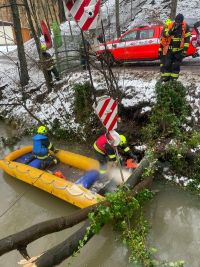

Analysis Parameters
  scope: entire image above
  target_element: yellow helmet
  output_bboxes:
[164,18,172,27]
[119,134,126,145]
[37,125,47,134]
[41,44,47,51]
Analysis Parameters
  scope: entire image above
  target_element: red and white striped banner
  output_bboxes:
[94,96,118,131]
[65,0,101,31]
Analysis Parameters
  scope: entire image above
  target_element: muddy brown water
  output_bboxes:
[0,123,199,267]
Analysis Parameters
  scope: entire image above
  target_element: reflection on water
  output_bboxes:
[145,182,200,267]
[65,224,134,267]
[0,122,200,266]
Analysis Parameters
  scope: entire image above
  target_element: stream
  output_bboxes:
[0,122,199,267]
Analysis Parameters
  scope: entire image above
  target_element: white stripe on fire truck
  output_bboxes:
[98,38,160,51]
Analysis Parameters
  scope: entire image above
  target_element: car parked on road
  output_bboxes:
[94,21,200,65]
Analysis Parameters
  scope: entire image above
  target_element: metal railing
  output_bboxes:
[53,34,82,73]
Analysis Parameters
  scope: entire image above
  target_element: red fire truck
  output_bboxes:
[95,22,200,65]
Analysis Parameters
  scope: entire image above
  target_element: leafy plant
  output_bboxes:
[142,81,189,142]
[73,82,93,123]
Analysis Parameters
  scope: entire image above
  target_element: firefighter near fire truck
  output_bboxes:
[159,18,172,77]
[160,13,191,82]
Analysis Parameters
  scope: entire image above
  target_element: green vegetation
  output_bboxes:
[71,80,197,266]
[142,81,189,141]
[73,82,94,124]
[142,80,200,193]
[75,185,184,267]
[72,82,103,140]
[75,187,154,265]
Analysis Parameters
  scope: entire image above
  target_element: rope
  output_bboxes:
[0,164,48,218]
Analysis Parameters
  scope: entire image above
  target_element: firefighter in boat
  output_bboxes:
[93,130,137,177]
[32,125,58,169]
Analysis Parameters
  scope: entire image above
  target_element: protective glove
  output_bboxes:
[111,160,118,168]
[168,28,174,35]
[181,50,187,58]
[158,49,162,57]
[118,156,123,165]
[129,153,138,162]
[173,22,179,30]
[168,25,177,35]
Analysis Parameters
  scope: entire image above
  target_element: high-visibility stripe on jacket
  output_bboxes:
[94,134,107,154]
[93,134,116,161]
[94,134,132,161]
[161,21,190,55]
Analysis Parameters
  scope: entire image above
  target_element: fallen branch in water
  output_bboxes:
[34,174,154,267]
[0,157,151,266]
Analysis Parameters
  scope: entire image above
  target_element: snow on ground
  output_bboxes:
[0,0,200,133]
[101,0,200,38]
[0,45,17,53]
[1,60,200,140]
[0,0,200,188]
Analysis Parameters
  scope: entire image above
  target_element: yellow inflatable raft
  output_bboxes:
[0,146,104,208]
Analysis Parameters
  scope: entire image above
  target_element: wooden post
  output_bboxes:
[170,0,178,20]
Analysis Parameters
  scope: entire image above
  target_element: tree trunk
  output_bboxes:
[23,0,40,54]
[35,221,91,267]
[23,0,53,92]
[27,174,154,267]
[170,0,178,20]
[115,0,121,37]
[58,0,65,23]
[9,0,29,86]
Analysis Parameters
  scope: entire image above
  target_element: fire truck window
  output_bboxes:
[120,31,137,42]
[139,29,154,39]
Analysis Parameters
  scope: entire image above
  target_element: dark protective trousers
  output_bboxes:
[160,54,166,75]
[94,151,107,176]
[47,67,60,84]
[40,155,59,169]
[161,50,183,81]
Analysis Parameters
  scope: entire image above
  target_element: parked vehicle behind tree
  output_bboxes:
[94,20,200,66]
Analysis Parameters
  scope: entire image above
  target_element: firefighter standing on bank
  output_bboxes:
[40,44,60,85]
[159,18,172,77]
[160,13,191,81]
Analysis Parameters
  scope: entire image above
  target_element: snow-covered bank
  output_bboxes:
[0,0,200,135]
[0,65,200,136]
[0,45,17,53]
[101,0,200,39]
